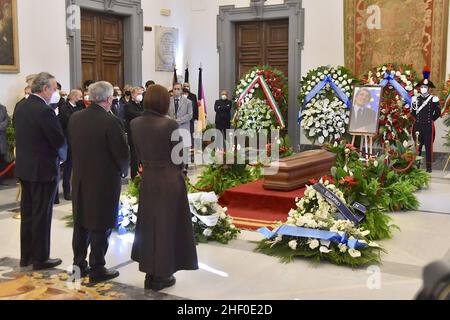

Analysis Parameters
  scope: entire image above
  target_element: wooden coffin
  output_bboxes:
[263,150,337,191]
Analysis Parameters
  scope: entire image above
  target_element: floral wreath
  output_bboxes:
[298,66,357,144]
[361,63,418,145]
[188,192,240,244]
[234,66,288,131]
[256,178,383,266]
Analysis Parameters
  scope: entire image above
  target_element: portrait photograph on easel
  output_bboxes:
[348,85,383,136]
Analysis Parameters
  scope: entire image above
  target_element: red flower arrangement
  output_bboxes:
[338,176,359,186]
[362,63,419,145]
[308,175,335,185]
[235,66,289,117]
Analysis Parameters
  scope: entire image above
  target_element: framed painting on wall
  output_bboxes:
[344,0,449,85]
[0,0,19,73]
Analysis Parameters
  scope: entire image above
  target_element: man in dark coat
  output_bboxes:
[124,87,144,179]
[14,72,65,270]
[214,90,232,139]
[58,89,83,200]
[412,68,441,173]
[131,85,198,291]
[183,83,199,138]
[69,81,129,282]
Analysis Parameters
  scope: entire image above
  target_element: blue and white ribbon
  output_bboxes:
[258,225,368,250]
[313,183,366,225]
[298,75,351,124]
[379,72,412,106]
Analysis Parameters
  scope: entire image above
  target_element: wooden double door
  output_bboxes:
[235,19,289,81]
[81,10,124,88]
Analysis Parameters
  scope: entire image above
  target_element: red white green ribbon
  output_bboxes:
[238,75,286,129]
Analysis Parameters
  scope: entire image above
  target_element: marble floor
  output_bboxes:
[1,170,450,300]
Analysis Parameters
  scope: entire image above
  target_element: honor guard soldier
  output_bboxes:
[411,67,441,173]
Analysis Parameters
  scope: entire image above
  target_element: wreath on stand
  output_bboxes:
[233,66,288,131]
[361,63,419,145]
[298,66,358,144]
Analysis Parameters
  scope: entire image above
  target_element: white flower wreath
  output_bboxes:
[235,98,278,131]
[299,66,356,144]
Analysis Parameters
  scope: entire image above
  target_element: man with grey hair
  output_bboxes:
[14,72,65,270]
[69,81,129,283]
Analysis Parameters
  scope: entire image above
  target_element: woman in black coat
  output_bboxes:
[130,85,198,291]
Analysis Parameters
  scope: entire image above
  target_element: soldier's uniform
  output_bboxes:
[412,69,441,173]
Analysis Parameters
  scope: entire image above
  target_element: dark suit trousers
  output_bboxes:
[62,157,72,195]
[417,125,435,166]
[20,180,58,263]
[129,142,139,179]
[72,226,112,271]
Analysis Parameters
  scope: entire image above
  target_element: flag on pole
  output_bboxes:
[172,66,178,85]
[184,64,190,84]
[197,66,207,131]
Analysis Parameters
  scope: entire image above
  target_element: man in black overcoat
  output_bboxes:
[68,81,129,283]
[14,72,65,270]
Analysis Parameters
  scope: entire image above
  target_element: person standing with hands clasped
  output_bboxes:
[411,67,441,173]
[131,84,198,291]
[215,90,232,145]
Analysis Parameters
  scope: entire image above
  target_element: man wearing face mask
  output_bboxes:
[77,80,95,109]
[214,90,232,140]
[183,83,198,139]
[113,86,125,120]
[169,83,193,174]
[124,87,144,179]
[59,89,84,200]
[412,68,441,173]
[13,72,65,270]
[68,81,129,282]
[49,84,62,116]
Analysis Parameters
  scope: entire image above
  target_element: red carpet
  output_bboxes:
[219,180,306,230]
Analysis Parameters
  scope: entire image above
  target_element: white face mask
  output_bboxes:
[49,91,61,105]
[420,87,428,95]
[135,94,143,102]
[84,95,90,101]
[221,95,228,100]
[25,94,30,99]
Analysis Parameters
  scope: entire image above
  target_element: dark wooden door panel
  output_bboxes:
[235,19,289,83]
[81,10,124,88]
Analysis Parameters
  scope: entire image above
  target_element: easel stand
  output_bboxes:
[351,135,374,161]
[444,154,450,173]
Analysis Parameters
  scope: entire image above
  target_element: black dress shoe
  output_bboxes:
[147,276,176,291]
[33,258,62,270]
[64,194,72,201]
[89,268,119,283]
[20,259,32,267]
[67,264,90,278]
[54,196,60,204]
